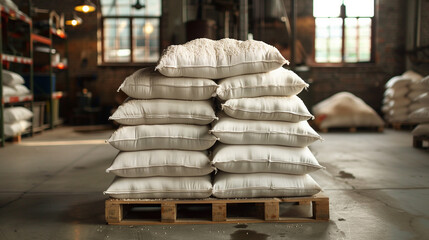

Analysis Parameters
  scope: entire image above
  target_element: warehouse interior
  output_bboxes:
[0,0,428,239]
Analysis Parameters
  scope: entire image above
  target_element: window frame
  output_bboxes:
[311,1,377,66]
[99,5,162,66]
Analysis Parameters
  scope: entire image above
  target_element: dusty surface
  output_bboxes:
[0,127,428,240]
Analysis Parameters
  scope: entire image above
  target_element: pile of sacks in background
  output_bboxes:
[312,92,384,131]
[104,38,324,199]
[2,70,32,137]
[382,71,428,125]
[408,74,429,138]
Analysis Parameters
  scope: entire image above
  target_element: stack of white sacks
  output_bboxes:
[2,70,31,97]
[382,70,427,124]
[210,69,323,198]
[2,70,33,137]
[104,67,218,199]
[104,38,324,199]
[3,107,33,137]
[409,74,429,137]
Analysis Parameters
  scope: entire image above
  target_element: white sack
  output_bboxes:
[412,123,429,136]
[4,120,31,137]
[216,67,308,100]
[109,99,217,125]
[212,172,321,198]
[108,124,217,151]
[2,70,24,87]
[3,107,33,123]
[156,38,288,79]
[106,150,214,177]
[212,144,324,174]
[210,114,321,147]
[104,176,213,199]
[222,96,313,122]
[118,67,218,100]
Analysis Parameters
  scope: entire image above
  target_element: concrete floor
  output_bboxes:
[0,127,428,240]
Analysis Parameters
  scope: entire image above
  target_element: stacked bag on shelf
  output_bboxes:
[104,38,325,199]
[408,74,429,138]
[3,107,32,137]
[2,70,31,97]
[2,70,33,138]
[104,67,218,199]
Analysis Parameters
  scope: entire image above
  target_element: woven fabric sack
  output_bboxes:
[216,67,308,100]
[108,124,217,151]
[212,144,324,174]
[156,38,288,79]
[104,175,213,199]
[118,67,218,100]
[106,150,214,177]
[210,114,321,147]
[109,99,217,125]
[212,172,321,198]
[3,107,33,123]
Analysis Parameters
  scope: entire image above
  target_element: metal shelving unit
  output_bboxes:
[32,10,68,130]
[0,4,33,147]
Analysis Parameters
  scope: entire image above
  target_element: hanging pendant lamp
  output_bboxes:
[65,13,83,26]
[74,0,96,13]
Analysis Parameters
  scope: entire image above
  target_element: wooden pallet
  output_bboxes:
[413,135,429,149]
[388,122,416,131]
[319,126,384,133]
[105,193,329,225]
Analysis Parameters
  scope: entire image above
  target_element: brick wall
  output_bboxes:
[26,0,427,122]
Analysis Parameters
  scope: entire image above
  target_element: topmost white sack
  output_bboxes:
[156,38,288,79]
[402,70,423,83]
[2,70,25,87]
[385,76,411,89]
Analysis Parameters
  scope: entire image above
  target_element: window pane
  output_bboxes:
[344,0,374,17]
[100,0,161,63]
[103,18,130,62]
[133,18,160,62]
[345,18,372,62]
[315,18,342,63]
[313,0,342,17]
[101,0,115,16]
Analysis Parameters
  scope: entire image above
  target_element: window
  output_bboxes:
[313,0,374,63]
[100,0,161,63]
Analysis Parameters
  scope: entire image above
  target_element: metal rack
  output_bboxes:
[0,4,33,147]
[32,10,68,130]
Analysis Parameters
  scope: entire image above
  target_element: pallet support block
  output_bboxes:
[264,202,279,221]
[161,203,176,223]
[212,203,226,222]
[313,199,329,220]
[105,201,123,224]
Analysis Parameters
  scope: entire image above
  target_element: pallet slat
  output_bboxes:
[105,193,329,225]
[320,126,383,133]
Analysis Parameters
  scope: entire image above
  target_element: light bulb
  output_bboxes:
[144,22,154,35]
[82,5,90,13]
